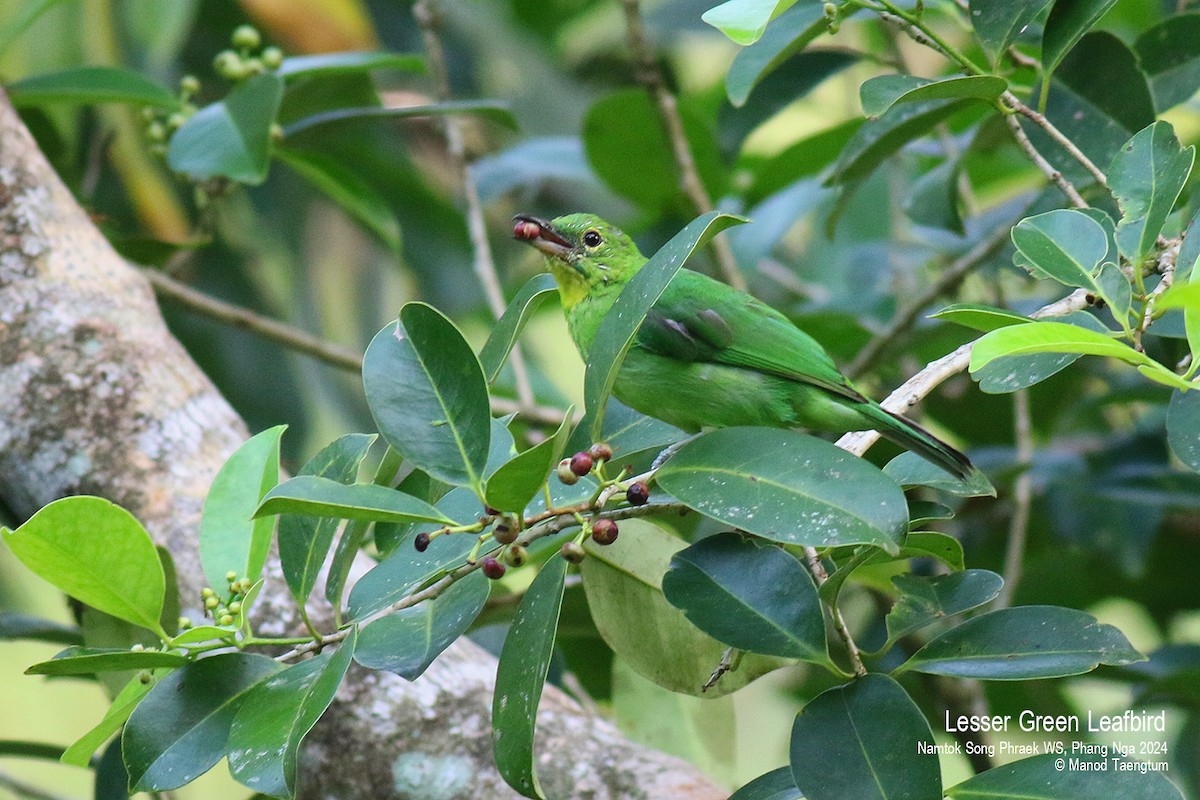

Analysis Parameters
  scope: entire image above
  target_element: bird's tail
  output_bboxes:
[861,403,976,481]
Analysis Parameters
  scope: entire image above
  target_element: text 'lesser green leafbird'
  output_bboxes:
[513,212,975,480]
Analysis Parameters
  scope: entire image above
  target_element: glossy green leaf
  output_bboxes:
[884,452,996,497]
[1043,0,1120,76]
[584,212,746,439]
[727,50,859,143]
[970,321,1156,375]
[485,410,575,512]
[907,500,953,528]
[493,556,568,800]
[347,527,478,620]
[354,572,488,680]
[1011,209,1109,290]
[581,519,788,696]
[277,51,423,80]
[0,611,81,645]
[123,653,282,792]
[1110,121,1195,263]
[658,428,908,552]
[277,434,376,606]
[945,752,1184,798]
[729,767,803,800]
[275,149,401,252]
[831,96,977,185]
[905,158,964,235]
[170,624,238,647]
[662,532,827,662]
[7,66,177,108]
[702,0,799,45]
[932,303,1032,333]
[1135,14,1200,112]
[26,646,187,675]
[227,629,357,798]
[1167,389,1200,473]
[885,570,1004,643]
[860,75,1006,119]
[789,674,939,800]
[0,740,66,760]
[61,673,156,767]
[968,0,1053,59]
[363,303,491,488]
[168,72,283,184]
[725,3,830,106]
[258,477,452,526]
[899,531,965,571]
[971,311,1112,394]
[479,273,558,383]
[2,497,165,636]
[199,425,284,592]
[282,100,516,137]
[897,605,1143,679]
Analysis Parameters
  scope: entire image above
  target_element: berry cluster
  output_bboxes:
[213,25,284,82]
[191,571,254,628]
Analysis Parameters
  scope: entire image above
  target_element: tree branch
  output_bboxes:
[996,388,1032,609]
[1003,114,1088,209]
[1003,92,1109,190]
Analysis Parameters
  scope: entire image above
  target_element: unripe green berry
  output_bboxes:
[228,601,242,614]
[180,75,201,96]
[204,596,220,610]
[569,451,593,476]
[231,24,262,50]
[225,570,238,582]
[560,541,586,563]
[130,643,145,652]
[201,587,215,598]
[261,46,284,69]
[167,112,187,130]
[146,121,166,142]
[243,57,265,76]
[504,545,527,567]
[557,459,579,485]
[823,2,837,16]
[213,50,242,79]
[218,614,235,626]
[139,670,152,684]
[269,122,284,143]
[178,616,192,630]
[141,106,157,121]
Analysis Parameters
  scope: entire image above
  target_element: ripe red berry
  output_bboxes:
[569,451,593,476]
[560,541,586,563]
[626,481,650,506]
[589,442,613,462]
[591,518,619,545]
[414,532,431,552]
[481,557,507,579]
[513,220,540,240]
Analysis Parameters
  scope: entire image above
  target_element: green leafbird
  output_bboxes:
[513,212,975,480]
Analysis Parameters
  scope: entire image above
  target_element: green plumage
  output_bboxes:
[513,212,974,480]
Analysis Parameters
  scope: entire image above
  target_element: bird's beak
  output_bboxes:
[512,214,574,259]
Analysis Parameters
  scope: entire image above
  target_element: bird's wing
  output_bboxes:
[636,270,868,403]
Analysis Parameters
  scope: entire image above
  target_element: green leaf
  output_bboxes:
[2,497,165,636]
[199,425,284,592]
[970,311,1115,393]
[479,273,558,383]
[970,321,1158,374]
[657,428,908,553]
[278,435,376,606]
[789,674,939,800]
[1168,389,1200,473]
[860,75,1007,119]
[831,96,978,185]
[275,148,401,252]
[0,0,71,58]
[168,72,283,185]
[702,0,799,45]
[1135,14,1200,112]
[25,646,187,675]
[485,410,575,512]
[1043,0,1120,77]
[662,532,828,663]
[900,531,965,571]
[1011,209,1109,290]
[282,100,516,137]
[583,212,746,439]
[493,556,568,800]
[354,572,488,680]
[581,519,789,697]
[725,3,830,106]
[729,767,803,800]
[277,51,423,80]
[932,303,1032,333]
[7,66,178,108]
[61,673,157,767]
[905,158,964,235]
[968,0,1054,60]
[885,570,1005,643]
[257,476,453,526]
[363,304,491,489]
[907,500,954,528]
[744,119,863,206]
[123,653,282,792]
[897,605,1143,679]
[0,741,66,760]
[884,452,996,497]
[945,752,1184,798]
[227,628,357,798]
[0,611,81,645]
[347,528,478,621]
[1110,121,1195,264]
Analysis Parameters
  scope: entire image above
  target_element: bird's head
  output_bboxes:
[512,213,644,306]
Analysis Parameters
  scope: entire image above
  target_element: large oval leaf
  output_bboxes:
[1011,209,1109,290]
[347,527,478,621]
[25,646,188,675]
[168,72,283,185]
[860,75,1006,118]
[1167,389,1200,472]
[277,52,423,80]
[897,605,1144,679]
[790,674,939,800]
[363,303,491,489]
[1043,0,1120,76]
[945,752,1183,799]
[656,428,907,553]
[662,532,828,663]
[484,410,574,513]
[1110,121,1195,263]
[2,496,165,636]
[969,0,1054,60]
[884,570,1004,644]
[702,0,799,45]
[729,767,803,800]
[725,3,831,106]
[478,273,558,383]
[7,66,178,108]
[255,476,453,526]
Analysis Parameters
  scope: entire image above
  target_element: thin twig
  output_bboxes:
[617,0,745,290]
[996,389,1032,609]
[413,0,535,410]
[145,267,569,426]
[804,546,867,677]
[1002,114,1088,209]
[847,222,1011,378]
[1137,237,1183,351]
[1003,92,1109,189]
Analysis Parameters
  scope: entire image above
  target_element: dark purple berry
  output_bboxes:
[626,481,650,506]
[591,518,619,545]
[588,442,613,462]
[569,451,593,476]
[560,541,586,563]
[481,557,507,580]
[484,505,499,516]
[414,532,431,552]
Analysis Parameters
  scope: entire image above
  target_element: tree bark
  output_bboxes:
[0,91,725,800]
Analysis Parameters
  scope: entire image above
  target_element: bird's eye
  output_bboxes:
[583,230,603,247]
